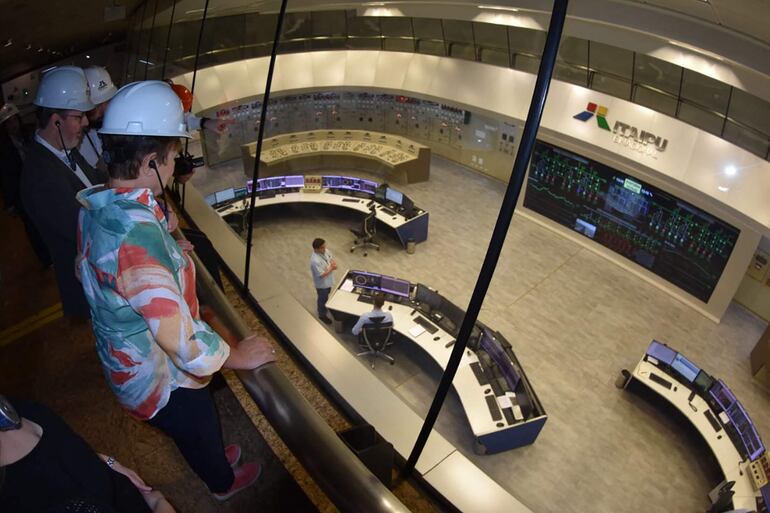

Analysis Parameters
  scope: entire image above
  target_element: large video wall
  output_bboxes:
[523,141,740,302]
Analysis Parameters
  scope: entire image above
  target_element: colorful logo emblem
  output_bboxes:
[574,102,610,131]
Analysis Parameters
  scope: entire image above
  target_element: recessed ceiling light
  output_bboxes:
[86,54,91,59]
[717,186,729,192]
[478,5,519,11]
[3,39,12,48]
[725,165,737,176]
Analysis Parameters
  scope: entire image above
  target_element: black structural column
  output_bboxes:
[243,0,289,291]
[401,0,569,478]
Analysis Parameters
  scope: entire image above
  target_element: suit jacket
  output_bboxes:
[20,140,107,317]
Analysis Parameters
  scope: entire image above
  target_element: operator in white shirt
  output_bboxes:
[352,294,393,336]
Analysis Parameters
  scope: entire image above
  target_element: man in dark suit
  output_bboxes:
[20,66,106,319]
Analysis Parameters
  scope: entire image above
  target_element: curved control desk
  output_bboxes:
[326,269,547,454]
[207,175,429,248]
[241,130,431,185]
[626,341,770,511]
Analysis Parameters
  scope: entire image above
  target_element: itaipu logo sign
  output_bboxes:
[573,102,668,158]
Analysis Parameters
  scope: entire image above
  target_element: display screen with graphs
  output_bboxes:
[523,141,740,302]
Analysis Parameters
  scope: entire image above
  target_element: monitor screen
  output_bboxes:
[415,284,442,310]
[360,179,378,194]
[727,401,765,461]
[479,328,521,391]
[285,175,304,187]
[385,188,404,205]
[374,185,387,202]
[523,141,740,302]
[709,379,737,411]
[204,193,217,206]
[323,175,342,188]
[671,353,700,382]
[380,276,411,297]
[693,370,715,395]
[646,340,676,365]
[215,188,235,204]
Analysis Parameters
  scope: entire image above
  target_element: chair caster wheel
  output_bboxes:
[350,249,354,253]
[363,253,367,257]
[377,247,380,251]
[390,361,394,365]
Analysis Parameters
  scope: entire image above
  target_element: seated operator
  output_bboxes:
[351,293,393,336]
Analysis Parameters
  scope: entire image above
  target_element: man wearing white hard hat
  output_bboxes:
[19,65,106,319]
[80,65,118,169]
[76,80,275,501]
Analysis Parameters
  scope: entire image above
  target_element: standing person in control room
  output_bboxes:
[80,66,119,171]
[310,238,337,325]
[20,66,106,319]
[76,80,276,501]
[351,293,393,336]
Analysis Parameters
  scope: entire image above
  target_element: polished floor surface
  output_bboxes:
[190,150,770,513]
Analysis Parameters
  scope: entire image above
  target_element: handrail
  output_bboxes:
[189,251,411,513]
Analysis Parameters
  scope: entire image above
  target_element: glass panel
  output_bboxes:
[282,12,312,40]
[347,15,380,37]
[442,19,474,43]
[380,17,413,37]
[634,54,681,95]
[310,38,347,51]
[416,39,445,57]
[198,14,246,68]
[514,53,540,74]
[558,36,587,67]
[508,26,544,56]
[728,89,770,136]
[243,13,278,59]
[146,0,175,80]
[473,22,507,49]
[383,38,414,52]
[123,11,142,83]
[554,62,588,86]
[591,72,631,99]
[135,0,156,80]
[165,5,207,77]
[311,10,346,36]
[633,86,678,117]
[412,17,443,40]
[347,37,382,50]
[722,121,770,158]
[479,48,509,67]
[681,69,730,114]
[589,41,632,79]
[677,102,724,135]
[448,42,476,61]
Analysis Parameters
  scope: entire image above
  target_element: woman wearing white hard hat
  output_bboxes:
[19,65,106,319]
[75,81,275,501]
[80,65,119,169]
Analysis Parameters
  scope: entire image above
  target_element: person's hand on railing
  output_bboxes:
[224,334,276,370]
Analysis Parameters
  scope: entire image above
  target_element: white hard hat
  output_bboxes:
[99,81,190,138]
[84,66,118,105]
[33,66,94,111]
[0,103,20,125]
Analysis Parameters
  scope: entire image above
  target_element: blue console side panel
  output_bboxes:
[478,415,548,454]
[395,213,429,246]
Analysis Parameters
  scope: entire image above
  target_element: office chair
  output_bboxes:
[350,207,380,256]
[357,316,394,369]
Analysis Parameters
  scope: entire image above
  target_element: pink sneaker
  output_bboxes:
[212,462,262,501]
[224,444,241,468]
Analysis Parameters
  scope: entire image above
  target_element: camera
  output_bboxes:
[174,151,204,177]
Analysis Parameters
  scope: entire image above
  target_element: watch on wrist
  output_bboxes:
[0,395,22,431]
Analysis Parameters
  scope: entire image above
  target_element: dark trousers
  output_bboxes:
[316,287,331,318]
[147,385,234,493]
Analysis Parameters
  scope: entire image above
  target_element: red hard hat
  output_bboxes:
[170,83,193,113]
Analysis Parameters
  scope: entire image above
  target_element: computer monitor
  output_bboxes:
[693,370,715,395]
[215,188,235,204]
[380,276,411,297]
[323,175,342,188]
[646,340,676,365]
[374,185,387,202]
[385,188,404,206]
[709,379,737,411]
[727,401,764,461]
[204,193,217,206]
[671,353,700,383]
[415,284,442,310]
[401,195,415,216]
[479,327,521,391]
[285,175,304,188]
[360,179,378,194]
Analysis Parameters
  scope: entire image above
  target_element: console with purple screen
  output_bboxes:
[379,276,411,297]
[479,327,521,391]
[671,353,700,382]
[646,340,676,365]
[710,379,737,411]
[284,175,304,188]
[727,401,765,461]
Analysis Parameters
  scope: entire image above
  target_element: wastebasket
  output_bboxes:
[406,238,416,254]
[338,424,394,488]
[615,369,631,389]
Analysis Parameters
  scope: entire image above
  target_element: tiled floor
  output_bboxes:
[191,150,770,513]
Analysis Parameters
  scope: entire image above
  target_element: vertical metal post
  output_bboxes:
[160,0,178,79]
[401,0,569,478]
[243,0,290,292]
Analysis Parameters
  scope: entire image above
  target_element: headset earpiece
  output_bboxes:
[55,120,61,127]
[148,160,158,170]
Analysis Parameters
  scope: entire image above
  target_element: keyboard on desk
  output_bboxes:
[357,294,374,304]
[414,315,438,334]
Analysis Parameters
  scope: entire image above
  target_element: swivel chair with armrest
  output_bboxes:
[357,316,394,369]
[350,207,380,256]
